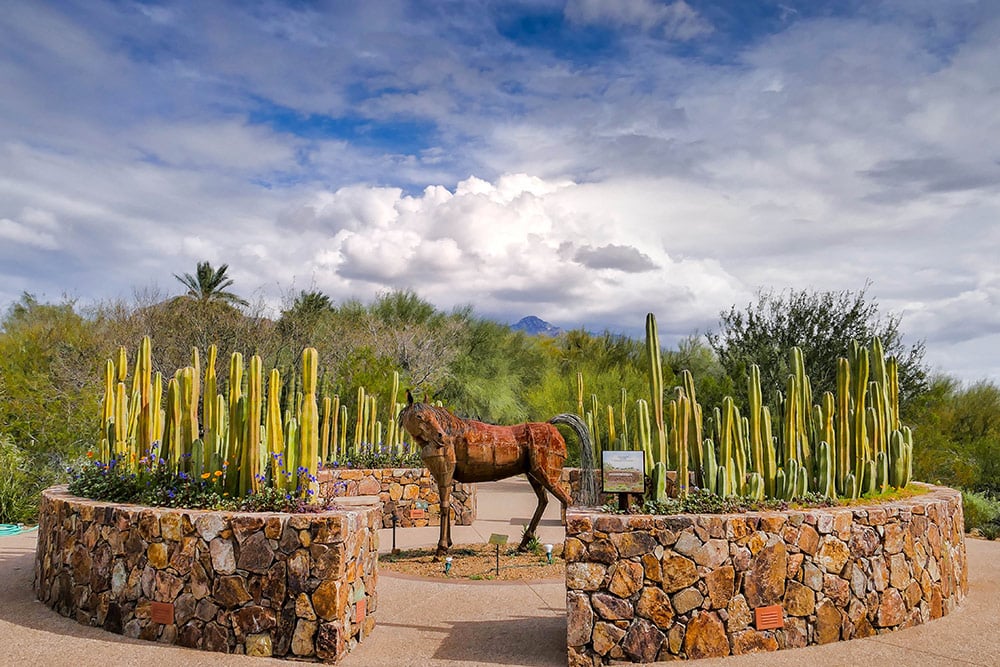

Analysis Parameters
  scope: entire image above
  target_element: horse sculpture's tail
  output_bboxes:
[550,413,601,507]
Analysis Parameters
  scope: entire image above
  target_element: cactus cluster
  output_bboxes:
[97,338,408,500]
[575,314,914,503]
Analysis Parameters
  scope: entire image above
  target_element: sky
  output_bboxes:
[1,0,998,383]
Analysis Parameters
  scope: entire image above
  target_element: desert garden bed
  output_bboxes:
[34,486,381,663]
[565,483,967,664]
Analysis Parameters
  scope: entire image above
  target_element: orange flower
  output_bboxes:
[201,472,211,480]
[86,451,94,458]
[214,470,223,477]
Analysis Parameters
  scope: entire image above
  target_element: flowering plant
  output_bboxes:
[67,444,337,512]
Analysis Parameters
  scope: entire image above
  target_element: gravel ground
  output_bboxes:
[379,541,566,581]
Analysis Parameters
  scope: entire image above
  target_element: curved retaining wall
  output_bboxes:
[34,487,381,663]
[318,468,476,528]
[565,484,967,664]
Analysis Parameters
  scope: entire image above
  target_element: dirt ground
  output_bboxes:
[379,542,566,581]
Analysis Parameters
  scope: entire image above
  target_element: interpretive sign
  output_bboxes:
[601,450,645,493]
[488,533,509,545]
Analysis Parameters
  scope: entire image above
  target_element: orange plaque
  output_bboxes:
[409,508,426,519]
[754,604,784,630]
[356,599,366,625]
[151,601,174,625]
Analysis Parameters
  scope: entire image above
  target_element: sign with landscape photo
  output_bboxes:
[602,450,645,493]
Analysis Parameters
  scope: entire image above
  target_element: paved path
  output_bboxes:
[2,478,999,666]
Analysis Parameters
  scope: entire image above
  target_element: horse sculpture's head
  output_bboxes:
[399,390,449,450]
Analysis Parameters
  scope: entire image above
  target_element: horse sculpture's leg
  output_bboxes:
[544,474,573,526]
[437,481,453,558]
[519,474,549,550]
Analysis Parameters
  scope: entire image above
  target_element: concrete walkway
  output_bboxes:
[2,478,999,666]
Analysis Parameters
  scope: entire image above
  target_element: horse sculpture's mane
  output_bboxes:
[398,401,471,436]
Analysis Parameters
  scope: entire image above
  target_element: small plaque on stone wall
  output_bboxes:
[409,508,426,519]
[754,604,784,630]
[356,599,366,625]
[151,601,174,625]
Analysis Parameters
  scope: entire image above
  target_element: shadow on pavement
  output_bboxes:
[428,615,566,666]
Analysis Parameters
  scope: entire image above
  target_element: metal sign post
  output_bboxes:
[488,533,508,576]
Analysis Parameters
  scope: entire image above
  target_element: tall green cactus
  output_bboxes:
[835,357,851,494]
[681,371,703,487]
[645,313,668,469]
[300,347,320,500]
[702,438,718,495]
[637,398,653,474]
[266,368,284,490]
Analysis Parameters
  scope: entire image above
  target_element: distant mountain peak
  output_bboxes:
[511,315,563,337]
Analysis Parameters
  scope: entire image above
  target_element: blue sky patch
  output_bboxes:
[249,100,439,156]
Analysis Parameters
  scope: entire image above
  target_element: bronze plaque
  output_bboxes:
[488,533,508,545]
[754,604,784,630]
[151,601,174,625]
[409,508,426,519]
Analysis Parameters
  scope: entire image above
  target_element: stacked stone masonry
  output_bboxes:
[318,468,475,528]
[34,487,380,663]
[565,484,967,664]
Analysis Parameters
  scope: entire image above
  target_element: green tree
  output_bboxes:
[274,290,336,366]
[173,261,248,306]
[0,294,105,459]
[909,376,1000,491]
[93,288,275,381]
[665,334,736,413]
[707,285,928,410]
[440,318,548,423]
[0,294,107,521]
[524,329,649,451]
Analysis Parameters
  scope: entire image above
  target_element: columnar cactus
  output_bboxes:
[300,347,320,500]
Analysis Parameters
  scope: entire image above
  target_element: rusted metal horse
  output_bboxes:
[399,392,593,558]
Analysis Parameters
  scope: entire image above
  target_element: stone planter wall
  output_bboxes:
[318,468,476,528]
[34,487,380,663]
[565,484,967,664]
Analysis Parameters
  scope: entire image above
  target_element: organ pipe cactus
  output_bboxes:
[97,341,417,502]
[645,313,668,468]
[266,368,284,491]
[300,347,320,500]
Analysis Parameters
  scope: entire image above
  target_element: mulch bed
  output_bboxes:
[379,542,566,581]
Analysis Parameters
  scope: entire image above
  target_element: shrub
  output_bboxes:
[961,489,1000,534]
[0,437,38,524]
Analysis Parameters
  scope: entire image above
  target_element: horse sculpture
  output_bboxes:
[399,392,594,558]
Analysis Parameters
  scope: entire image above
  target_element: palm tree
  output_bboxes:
[173,261,248,307]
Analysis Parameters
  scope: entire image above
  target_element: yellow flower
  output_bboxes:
[201,472,211,480]
[214,470,223,477]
